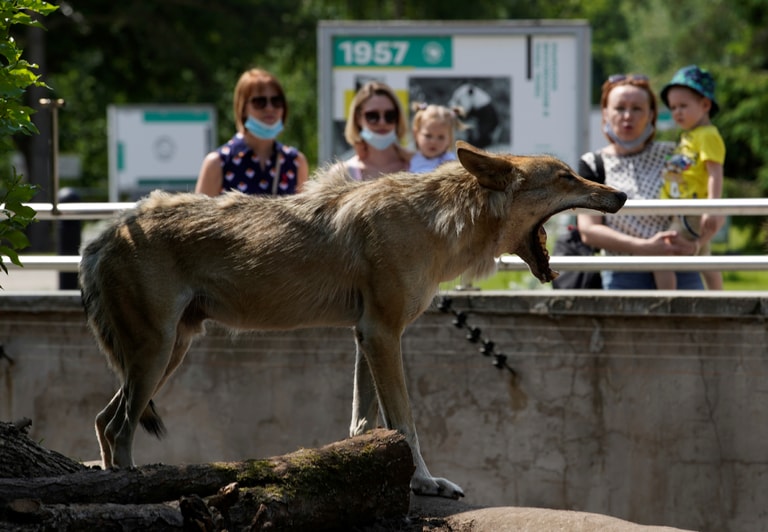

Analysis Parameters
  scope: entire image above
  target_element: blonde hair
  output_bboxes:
[410,102,468,151]
[233,68,288,134]
[344,81,407,146]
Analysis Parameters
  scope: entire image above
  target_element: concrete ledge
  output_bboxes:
[442,289,768,318]
[3,289,768,317]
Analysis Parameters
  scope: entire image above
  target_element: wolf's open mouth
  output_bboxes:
[510,185,626,285]
[532,223,557,283]
[514,218,558,284]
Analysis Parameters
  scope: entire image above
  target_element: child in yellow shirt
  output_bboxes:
[658,65,726,290]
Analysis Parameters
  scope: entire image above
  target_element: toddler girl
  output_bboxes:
[409,103,468,173]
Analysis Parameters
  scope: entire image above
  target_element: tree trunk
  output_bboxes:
[0,422,414,531]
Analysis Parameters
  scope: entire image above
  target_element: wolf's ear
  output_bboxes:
[456,141,508,192]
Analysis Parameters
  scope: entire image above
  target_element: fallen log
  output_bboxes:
[0,427,414,531]
[0,419,87,479]
[2,499,183,531]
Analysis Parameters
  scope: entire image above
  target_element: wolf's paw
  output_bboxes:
[410,475,465,499]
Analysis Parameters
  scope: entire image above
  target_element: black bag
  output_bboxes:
[552,152,605,289]
[551,225,602,289]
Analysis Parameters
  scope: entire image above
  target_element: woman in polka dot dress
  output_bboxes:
[196,68,308,197]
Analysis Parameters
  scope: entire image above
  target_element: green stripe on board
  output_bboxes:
[143,111,210,122]
[117,142,124,171]
[137,178,197,188]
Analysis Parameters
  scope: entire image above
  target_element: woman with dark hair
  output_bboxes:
[196,68,308,196]
[577,74,703,290]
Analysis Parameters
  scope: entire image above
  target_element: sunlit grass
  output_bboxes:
[722,271,768,290]
[713,219,768,290]
[440,270,544,291]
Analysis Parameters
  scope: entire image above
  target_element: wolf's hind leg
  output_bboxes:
[108,333,176,468]
[136,318,198,436]
[95,388,124,469]
[102,298,201,468]
[147,317,199,410]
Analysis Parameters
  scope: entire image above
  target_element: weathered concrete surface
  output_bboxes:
[1,290,766,531]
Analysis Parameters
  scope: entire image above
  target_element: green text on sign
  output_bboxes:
[333,36,452,68]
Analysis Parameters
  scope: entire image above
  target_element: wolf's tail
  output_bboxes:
[140,400,167,438]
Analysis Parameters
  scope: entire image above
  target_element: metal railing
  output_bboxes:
[3,198,768,273]
[18,197,768,219]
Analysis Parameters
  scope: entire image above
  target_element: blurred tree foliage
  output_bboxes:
[4,1,768,238]
[0,0,57,279]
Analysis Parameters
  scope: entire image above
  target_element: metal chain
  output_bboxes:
[437,296,517,377]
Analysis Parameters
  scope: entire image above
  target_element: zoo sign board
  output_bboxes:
[107,105,216,201]
[317,21,591,167]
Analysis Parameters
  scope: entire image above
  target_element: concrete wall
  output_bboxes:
[1,290,766,532]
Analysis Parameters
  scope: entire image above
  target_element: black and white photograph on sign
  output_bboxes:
[409,76,511,151]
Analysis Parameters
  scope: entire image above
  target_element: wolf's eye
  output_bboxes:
[559,170,576,180]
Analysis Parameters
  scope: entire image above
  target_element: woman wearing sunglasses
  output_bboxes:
[341,81,412,181]
[196,68,308,196]
[576,74,703,290]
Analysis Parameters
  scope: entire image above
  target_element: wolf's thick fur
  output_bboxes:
[80,141,626,499]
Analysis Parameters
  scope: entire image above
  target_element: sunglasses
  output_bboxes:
[249,95,285,110]
[607,74,649,84]
[363,109,398,125]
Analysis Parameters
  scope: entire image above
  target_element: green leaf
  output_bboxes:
[3,183,39,205]
[0,42,21,63]
[0,246,22,267]
[10,12,38,27]
[24,1,59,17]
[2,229,31,250]
[11,204,38,220]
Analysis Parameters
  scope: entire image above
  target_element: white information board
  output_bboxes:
[317,21,590,168]
[107,105,216,200]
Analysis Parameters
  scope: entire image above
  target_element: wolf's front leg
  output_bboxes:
[349,340,380,436]
[407,433,465,499]
[355,322,464,499]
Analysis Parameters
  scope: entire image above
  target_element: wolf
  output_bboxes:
[79,141,626,499]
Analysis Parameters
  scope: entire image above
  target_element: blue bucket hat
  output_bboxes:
[660,65,719,117]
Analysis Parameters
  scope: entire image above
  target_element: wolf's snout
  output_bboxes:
[613,190,628,211]
[598,189,627,214]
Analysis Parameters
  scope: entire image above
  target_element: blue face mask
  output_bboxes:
[360,127,397,151]
[245,116,284,140]
[603,121,654,151]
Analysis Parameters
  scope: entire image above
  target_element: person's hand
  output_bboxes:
[652,230,698,256]
[699,213,725,242]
